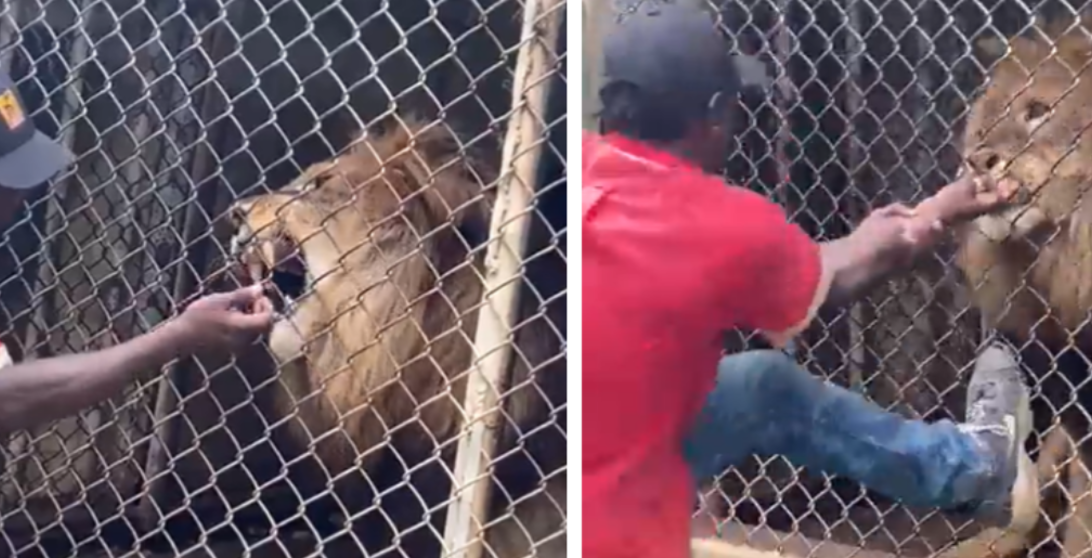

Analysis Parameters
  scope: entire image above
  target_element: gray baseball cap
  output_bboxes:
[0,69,73,189]
[602,0,774,115]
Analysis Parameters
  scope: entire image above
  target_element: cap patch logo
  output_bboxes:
[0,90,26,130]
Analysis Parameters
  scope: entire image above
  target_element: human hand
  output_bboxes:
[847,204,943,269]
[853,203,935,257]
[167,284,275,354]
[917,172,1021,226]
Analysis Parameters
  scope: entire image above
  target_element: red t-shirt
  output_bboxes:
[582,132,828,558]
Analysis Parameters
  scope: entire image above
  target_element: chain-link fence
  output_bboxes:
[0,0,566,556]
[582,0,1092,557]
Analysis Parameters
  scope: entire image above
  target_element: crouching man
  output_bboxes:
[582,3,1031,557]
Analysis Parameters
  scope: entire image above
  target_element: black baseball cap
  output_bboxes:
[601,0,775,114]
[0,70,73,189]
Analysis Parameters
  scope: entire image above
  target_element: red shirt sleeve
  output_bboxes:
[714,186,826,338]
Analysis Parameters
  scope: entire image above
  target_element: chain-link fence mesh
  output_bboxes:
[0,0,567,556]
[581,0,1092,557]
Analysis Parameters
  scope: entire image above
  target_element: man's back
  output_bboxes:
[582,132,823,557]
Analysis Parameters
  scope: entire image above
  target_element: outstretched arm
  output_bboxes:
[0,323,190,434]
[820,174,1018,307]
[0,284,274,435]
[818,238,886,308]
[725,192,832,348]
[726,195,920,346]
[819,217,919,308]
[724,173,1010,347]
[754,228,898,346]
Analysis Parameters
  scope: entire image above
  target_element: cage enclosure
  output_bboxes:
[0,0,567,556]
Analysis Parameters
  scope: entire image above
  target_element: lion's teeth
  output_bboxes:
[248,262,263,284]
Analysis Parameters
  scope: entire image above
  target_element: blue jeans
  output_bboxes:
[683,350,997,509]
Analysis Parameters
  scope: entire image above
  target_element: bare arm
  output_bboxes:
[818,174,1010,308]
[0,323,192,434]
[0,284,274,435]
[745,174,1010,347]
[752,230,897,348]
[820,231,913,308]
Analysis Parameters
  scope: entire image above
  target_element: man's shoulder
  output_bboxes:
[581,136,712,204]
[581,133,793,236]
[712,179,787,212]
[664,178,793,238]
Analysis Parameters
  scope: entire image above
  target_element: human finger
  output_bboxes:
[189,285,260,309]
[969,173,990,194]
[217,284,267,307]
[971,174,1018,202]
[226,309,275,332]
[875,203,916,218]
[250,295,275,315]
[995,178,1020,201]
[950,171,977,189]
[901,219,929,240]
[903,218,943,245]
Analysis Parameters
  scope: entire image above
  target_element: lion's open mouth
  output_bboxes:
[268,251,307,311]
[233,233,309,314]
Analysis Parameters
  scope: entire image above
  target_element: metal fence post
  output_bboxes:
[440,0,564,557]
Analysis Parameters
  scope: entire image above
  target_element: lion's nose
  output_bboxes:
[969,148,1006,174]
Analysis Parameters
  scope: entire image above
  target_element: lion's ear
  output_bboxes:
[975,36,1009,59]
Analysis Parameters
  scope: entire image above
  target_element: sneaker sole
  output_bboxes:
[1006,379,1037,534]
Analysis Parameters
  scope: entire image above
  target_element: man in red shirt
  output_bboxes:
[583,2,1032,557]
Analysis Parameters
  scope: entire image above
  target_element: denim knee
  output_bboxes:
[716,349,796,374]
[686,350,810,477]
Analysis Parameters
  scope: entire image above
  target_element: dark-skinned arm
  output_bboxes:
[819,175,1004,309]
[0,322,192,435]
[0,284,273,436]
[736,174,1008,347]
[819,230,917,308]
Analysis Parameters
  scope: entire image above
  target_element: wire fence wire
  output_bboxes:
[0,0,567,557]
[587,0,1092,557]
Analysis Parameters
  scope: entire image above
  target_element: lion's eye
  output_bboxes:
[1025,100,1050,122]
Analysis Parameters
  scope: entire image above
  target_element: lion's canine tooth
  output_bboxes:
[248,260,264,284]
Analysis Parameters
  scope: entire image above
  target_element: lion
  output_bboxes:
[956,13,1092,557]
[227,116,566,556]
[958,15,1092,347]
